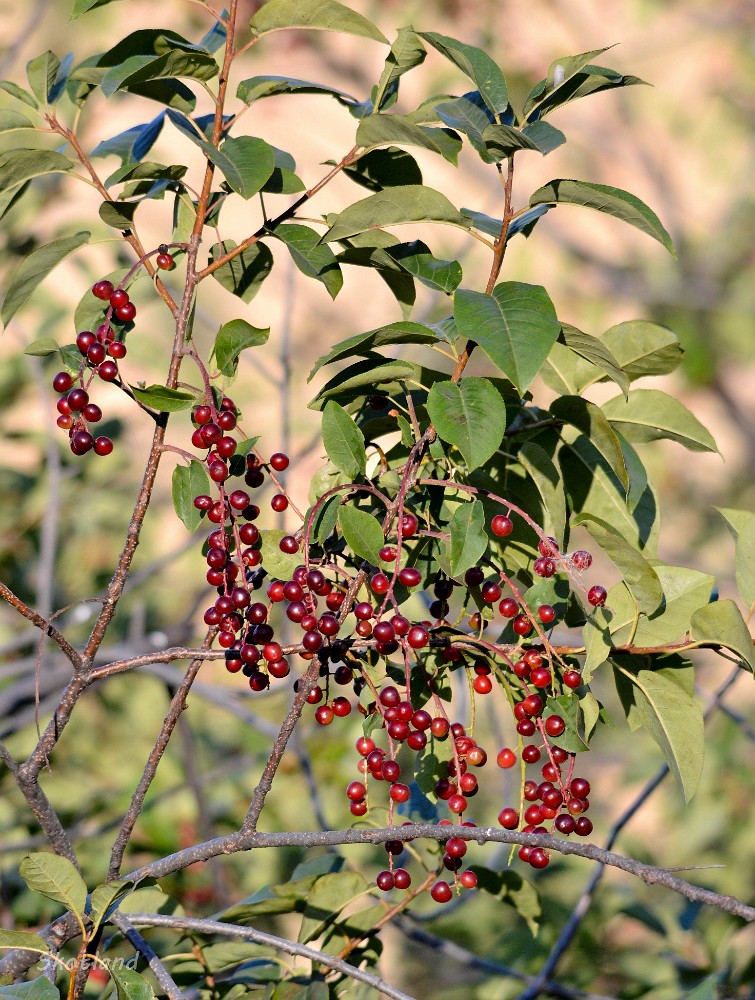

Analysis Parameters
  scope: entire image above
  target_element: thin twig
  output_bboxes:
[110,913,186,1000]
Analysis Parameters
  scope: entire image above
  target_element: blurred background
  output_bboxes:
[0,1,753,997]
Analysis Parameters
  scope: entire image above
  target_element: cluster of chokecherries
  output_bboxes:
[50,250,174,457]
[188,418,608,898]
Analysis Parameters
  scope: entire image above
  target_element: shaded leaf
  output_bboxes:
[453,282,560,394]
[601,320,683,382]
[433,92,496,162]
[440,499,487,579]
[518,441,566,548]
[2,232,89,326]
[130,385,196,411]
[259,529,301,579]
[0,110,36,132]
[428,378,505,472]
[19,854,86,918]
[690,600,754,671]
[522,120,566,154]
[236,74,357,108]
[523,47,612,119]
[308,321,437,380]
[110,966,155,1000]
[249,0,387,43]
[374,27,426,111]
[322,401,366,479]
[213,319,270,377]
[99,201,138,229]
[383,241,461,293]
[613,664,704,801]
[322,185,464,242]
[172,462,211,532]
[574,514,662,615]
[602,389,718,453]
[209,240,274,302]
[24,337,60,357]
[530,179,675,256]
[272,224,342,298]
[27,51,61,105]
[0,149,74,191]
[110,49,219,90]
[342,146,422,191]
[356,113,454,158]
[0,931,51,954]
[339,506,385,565]
[550,395,628,489]
[0,978,59,1000]
[71,0,126,16]
[310,355,418,409]
[560,323,629,397]
[481,122,542,158]
[473,868,540,936]
[0,81,38,108]
[91,113,166,165]
[418,32,509,116]
[609,565,714,648]
[298,872,367,944]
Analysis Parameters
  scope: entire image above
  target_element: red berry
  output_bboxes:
[398,566,421,588]
[393,868,411,889]
[563,670,582,689]
[108,341,127,359]
[538,604,556,624]
[571,550,593,571]
[512,614,533,637]
[376,870,394,891]
[70,430,94,455]
[407,625,429,649]
[156,253,174,270]
[588,585,607,607]
[279,535,299,554]
[76,330,96,354]
[94,436,113,456]
[109,289,129,309]
[370,573,390,595]
[544,715,565,737]
[473,674,492,694]
[271,493,288,513]
[491,514,513,537]
[499,597,518,618]
[52,371,74,393]
[430,881,453,904]
[498,807,519,829]
[92,279,114,300]
[98,360,119,382]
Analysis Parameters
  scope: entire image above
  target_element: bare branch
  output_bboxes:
[110,913,186,1000]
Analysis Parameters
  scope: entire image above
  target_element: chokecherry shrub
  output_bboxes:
[1,2,753,999]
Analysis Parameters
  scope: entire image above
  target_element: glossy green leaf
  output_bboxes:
[339,505,385,566]
[481,123,542,159]
[0,149,74,191]
[130,384,196,412]
[551,395,628,489]
[613,664,704,801]
[322,185,464,243]
[418,32,509,116]
[172,461,211,533]
[310,355,418,409]
[531,179,675,256]
[0,978,59,1000]
[443,499,487,579]
[690,600,754,671]
[0,931,51,954]
[213,319,270,376]
[608,565,714,648]
[19,853,86,917]
[0,110,36,132]
[249,0,387,43]
[518,441,567,548]
[601,320,683,382]
[209,240,274,302]
[2,231,89,326]
[574,514,662,615]
[342,147,422,191]
[453,282,560,394]
[272,224,342,299]
[322,401,366,479]
[374,27,426,110]
[0,81,38,108]
[110,966,155,1000]
[601,389,718,453]
[309,321,437,380]
[259,529,301,579]
[383,241,461,293]
[298,872,367,944]
[428,377,506,472]
[236,74,357,107]
[356,114,457,159]
[523,47,612,119]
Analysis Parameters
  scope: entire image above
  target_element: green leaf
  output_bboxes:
[530,179,675,256]
[310,355,418,409]
[613,664,704,801]
[0,978,59,1000]
[339,505,385,565]
[0,931,51,954]
[0,81,39,108]
[728,514,755,611]
[19,853,87,918]
[214,135,275,199]
[600,320,683,382]
[213,319,270,377]
[2,231,89,326]
[88,880,134,930]
[431,93,496,162]
[99,200,138,229]
[442,499,487,579]
[374,27,426,111]
[209,240,274,302]
[690,600,754,671]
[522,120,566,154]
[473,868,540,936]
[0,110,36,132]
[27,51,61,105]
[383,241,461,293]
[249,0,387,44]
[259,529,301,579]
[418,32,509,116]
[236,74,357,108]
[574,514,662,615]
[112,48,219,89]
[322,401,366,479]
[453,282,560,394]
[481,123,542,159]
[546,695,589,752]
[0,149,74,192]
[272,224,342,299]
[608,565,714,647]
[24,337,60,357]
[550,395,628,490]
[428,378,505,473]
[172,461,211,532]
[343,147,423,191]
[560,323,630,397]
[523,47,612,119]
[130,384,196,411]
[298,872,367,944]
[71,0,126,16]
[356,114,458,160]
[518,442,567,548]
[110,966,155,1000]
[309,321,437,380]
[321,185,464,243]
[601,389,718,453]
